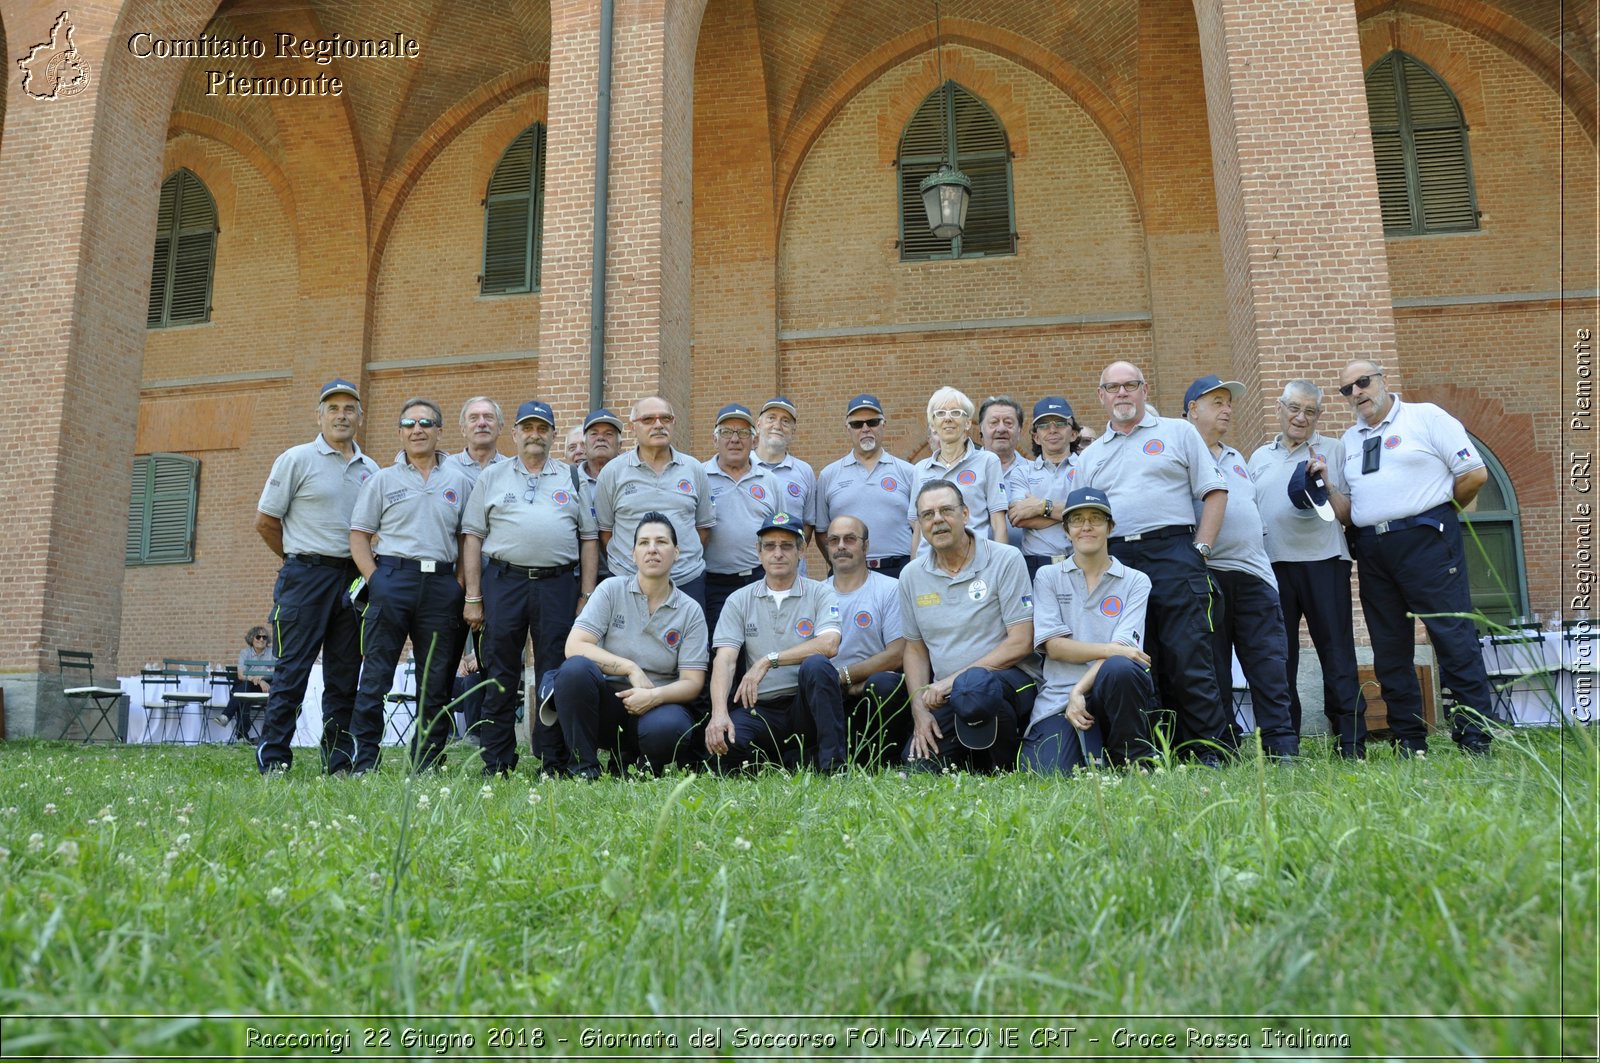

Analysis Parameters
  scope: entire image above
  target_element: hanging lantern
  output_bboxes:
[919,164,970,241]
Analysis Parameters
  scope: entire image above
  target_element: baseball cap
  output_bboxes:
[1287,460,1336,522]
[1061,487,1114,523]
[320,378,360,403]
[583,408,624,432]
[845,394,883,416]
[715,402,756,427]
[514,400,555,427]
[760,396,799,418]
[1183,375,1245,411]
[955,710,998,751]
[757,512,806,539]
[1032,396,1074,423]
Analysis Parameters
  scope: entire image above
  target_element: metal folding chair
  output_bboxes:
[225,661,274,742]
[1485,630,1557,725]
[158,659,217,744]
[57,650,124,743]
[384,662,418,745]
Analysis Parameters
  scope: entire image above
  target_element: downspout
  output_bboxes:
[588,0,615,411]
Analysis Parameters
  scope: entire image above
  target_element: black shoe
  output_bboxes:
[1193,751,1225,770]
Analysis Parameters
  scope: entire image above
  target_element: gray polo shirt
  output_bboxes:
[462,456,597,568]
[1198,443,1276,588]
[898,537,1040,681]
[703,459,780,575]
[594,447,716,583]
[757,452,817,528]
[1075,412,1227,537]
[825,571,904,671]
[1339,394,1484,528]
[909,441,1007,545]
[445,448,508,489]
[349,452,474,563]
[811,451,917,560]
[1030,556,1151,731]
[1005,454,1075,558]
[574,574,709,687]
[713,578,842,698]
[258,435,380,558]
[1248,432,1352,563]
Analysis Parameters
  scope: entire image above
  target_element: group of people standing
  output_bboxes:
[246,355,1500,778]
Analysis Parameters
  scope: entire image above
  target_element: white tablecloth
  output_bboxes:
[1481,629,1594,726]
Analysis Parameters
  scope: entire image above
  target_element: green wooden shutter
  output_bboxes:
[147,181,177,327]
[898,83,1014,261]
[482,124,545,294]
[1365,52,1477,236]
[127,454,200,565]
[147,171,217,327]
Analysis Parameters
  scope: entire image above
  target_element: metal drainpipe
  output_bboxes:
[588,0,615,412]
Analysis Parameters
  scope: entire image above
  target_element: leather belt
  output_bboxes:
[706,569,759,584]
[867,555,910,570]
[377,555,457,575]
[491,558,576,580]
[288,553,352,568]
[1109,524,1194,544]
[1358,502,1452,537]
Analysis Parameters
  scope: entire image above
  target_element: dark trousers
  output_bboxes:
[1274,558,1367,754]
[716,656,849,772]
[1107,534,1232,754]
[704,570,762,643]
[480,561,578,774]
[866,556,910,579]
[256,557,361,774]
[1023,554,1054,580]
[1351,513,1495,751]
[902,665,1033,771]
[554,658,699,777]
[846,670,911,765]
[1021,656,1155,772]
[1209,568,1300,756]
[352,562,467,773]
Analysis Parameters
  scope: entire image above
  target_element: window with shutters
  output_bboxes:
[126,454,200,566]
[147,170,217,328]
[481,123,546,294]
[897,83,1014,261]
[1365,52,1479,236]
[1459,437,1528,632]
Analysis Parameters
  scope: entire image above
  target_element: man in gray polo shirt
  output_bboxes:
[812,394,917,578]
[900,480,1039,771]
[706,512,845,772]
[1007,396,1078,579]
[577,408,626,581]
[702,402,780,636]
[594,396,715,609]
[447,396,509,487]
[462,400,599,776]
[253,377,379,775]
[754,397,817,552]
[823,515,909,764]
[1248,379,1366,757]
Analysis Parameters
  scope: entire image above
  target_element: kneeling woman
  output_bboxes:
[552,512,708,776]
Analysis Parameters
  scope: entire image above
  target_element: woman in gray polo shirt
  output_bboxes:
[553,512,709,777]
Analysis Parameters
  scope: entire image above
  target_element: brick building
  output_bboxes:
[1,0,1594,734]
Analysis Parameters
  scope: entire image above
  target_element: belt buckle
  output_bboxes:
[1123,532,1144,542]
[1374,520,1392,535]
[420,559,437,573]
[867,559,881,569]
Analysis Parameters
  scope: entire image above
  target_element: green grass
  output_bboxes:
[0,730,1594,1058]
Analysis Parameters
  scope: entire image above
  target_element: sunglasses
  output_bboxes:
[399,418,439,429]
[847,417,883,430]
[634,414,676,425]
[1338,373,1382,397]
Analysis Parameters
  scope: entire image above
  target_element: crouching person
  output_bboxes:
[553,513,708,777]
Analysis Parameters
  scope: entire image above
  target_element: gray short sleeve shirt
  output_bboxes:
[1339,395,1485,528]
[461,457,598,568]
[1198,443,1277,588]
[445,449,508,490]
[757,453,817,529]
[898,537,1040,681]
[1074,413,1227,537]
[1005,454,1075,558]
[825,571,904,671]
[257,435,380,558]
[1030,556,1151,731]
[349,453,474,562]
[909,441,1008,546]
[703,459,781,575]
[593,447,716,583]
[1247,433,1352,563]
[811,452,917,560]
[713,578,842,698]
[574,575,709,686]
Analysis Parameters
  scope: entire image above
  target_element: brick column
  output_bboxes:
[541,0,707,437]
[0,0,210,734]
[1193,0,1398,441]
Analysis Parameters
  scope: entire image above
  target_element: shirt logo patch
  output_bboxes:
[501,493,517,506]
[1143,440,1165,455]
[750,484,767,500]
[663,628,681,647]
[1384,435,1402,450]
[1455,447,1472,460]
[968,579,988,602]
[796,618,815,638]
[1233,464,1247,478]
[552,490,571,505]
[880,476,899,492]
[359,472,371,483]
[677,478,694,493]
[956,469,977,485]
[916,592,941,607]
[787,482,803,497]
[1021,594,1033,609]
[854,610,873,628]
[1101,595,1123,617]
[443,489,460,505]
[611,616,626,630]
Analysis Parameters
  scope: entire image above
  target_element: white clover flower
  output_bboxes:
[308,820,321,831]
[27,833,44,854]
[164,850,179,865]
[600,849,611,859]
[369,872,383,889]
[526,791,542,806]
[437,786,451,798]
[267,886,287,905]
[135,820,148,829]
[175,815,190,826]
[0,846,9,861]
[174,833,191,848]
[479,784,493,799]
[54,841,79,866]
[733,836,752,851]
[416,794,430,809]
[43,803,57,816]
[346,814,357,823]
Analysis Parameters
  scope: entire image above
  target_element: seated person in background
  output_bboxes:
[216,626,276,735]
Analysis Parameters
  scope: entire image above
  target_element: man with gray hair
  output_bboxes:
[1248,379,1366,758]
[448,396,508,486]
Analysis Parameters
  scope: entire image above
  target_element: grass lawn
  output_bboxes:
[0,729,1594,1058]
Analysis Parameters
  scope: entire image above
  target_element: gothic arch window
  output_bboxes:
[1365,51,1479,236]
[147,170,217,327]
[897,82,1014,260]
[481,123,546,294]
[1460,436,1528,630]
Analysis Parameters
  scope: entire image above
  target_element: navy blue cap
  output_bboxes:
[715,402,756,427]
[1032,396,1075,423]
[1183,375,1245,411]
[757,511,806,539]
[955,708,999,751]
[760,396,799,418]
[1061,487,1114,522]
[514,400,555,427]
[845,394,883,415]
[320,378,360,403]
[1287,460,1335,521]
[583,408,623,432]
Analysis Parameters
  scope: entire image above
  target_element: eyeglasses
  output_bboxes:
[1099,380,1144,394]
[715,428,754,440]
[1066,513,1109,530]
[399,417,439,429]
[633,413,676,425]
[916,504,965,522]
[847,418,883,430]
[930,409,970,422]
[1279,401,1320,418]
[1338,373,1382,397]
[824,533,864,546]
[522,475,542,505]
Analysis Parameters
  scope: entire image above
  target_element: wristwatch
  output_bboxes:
[767,651,781,668]
[1194,542,1213,558]
[1043,499,1052,518]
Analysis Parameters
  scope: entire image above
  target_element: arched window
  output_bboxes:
[1365,51,1479,236]
[897,82,1013,260]
[481,123,547,294]
[147,170,217,328]
[126,453,200,565]
[1459,436,1528,631]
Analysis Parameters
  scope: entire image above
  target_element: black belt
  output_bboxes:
[867,555,910,570]
[1356,502,1453,537]
[491,558,575,580]
[288,553,352,568]
[1109,524,1194,544]
[377,555,456,575]
[706,569,759,584]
